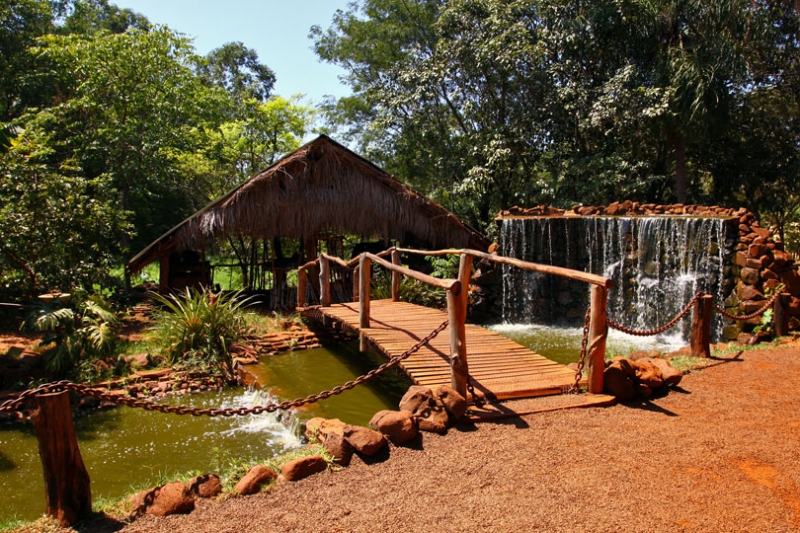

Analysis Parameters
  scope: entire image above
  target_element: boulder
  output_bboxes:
[399,385,450,434]
[323,431,354,466]
[651,358,683,386]
[434,385,468,420]
[305,417,346,444]
[632,360,665,389]
[234,465,277,495]
[281,455,328,481]
[187,474,222,499]
[741,267,760,285]
[146,482,195,517]
[343,425,387,456]
[369,410,418,444]
[603,364,636,401]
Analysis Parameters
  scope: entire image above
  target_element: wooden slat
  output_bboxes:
[313,300,579,400]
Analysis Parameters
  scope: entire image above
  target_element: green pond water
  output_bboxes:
[0,328,683,523]
[0,341,410,523]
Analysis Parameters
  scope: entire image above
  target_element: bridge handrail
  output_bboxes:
[364,252,460,293]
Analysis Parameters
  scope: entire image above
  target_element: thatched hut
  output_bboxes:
[126,135,489,301]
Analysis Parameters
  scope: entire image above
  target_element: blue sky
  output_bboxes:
[114,0,353,105]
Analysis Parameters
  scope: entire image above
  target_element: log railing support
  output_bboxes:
[458,253,472,313]
[774,292,789,338]
[391,249,402,302]
[690,294,712,358]
[587,285,608,394]
[446,283,469,398]
[319,255,331,307]
[352,265,360,302]
[296,268,307,308]
[32,391,91,526]
[359,254,372,352]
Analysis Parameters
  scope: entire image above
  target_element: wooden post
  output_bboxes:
[352,265,360,302]
[774,292,789,338]
[391,249,402,302]
[359,255,371,352]
[587,285,608,394]
[458,253,472,314]
[32,391,91,526]
[158,254,170,293]
[319,255,330,307]
[446,281,469,398]
[690,294,712,358]
[297,268,307,308]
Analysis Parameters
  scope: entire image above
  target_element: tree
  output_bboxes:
[196,41,276,113]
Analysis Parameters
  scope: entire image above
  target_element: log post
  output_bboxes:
[319,255,330,307]
[32,391,91,526]
[352,264,360,302]
[690,294,712,358]
[359,255,371,352]
[391,249,402,302]
[446,281,469,398]
[774,292,789,338]
[587,285,608,394]
[296,268,307,308]
[458,253,472,313]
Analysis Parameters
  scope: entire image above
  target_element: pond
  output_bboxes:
[0,341,411,523]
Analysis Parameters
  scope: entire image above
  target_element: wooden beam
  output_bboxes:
[446,282,468,398]
[319,255,331,307]
[32,391,91,526]
[391,249,401,302]
[365,253,459,292]
[587,285,608,394]
[359,254,371,352]
[774,292,790,338]
[297,268,307,308]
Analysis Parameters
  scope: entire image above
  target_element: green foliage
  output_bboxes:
[150,289,253,380]
[23,293,119,377]
[371,268,447,309]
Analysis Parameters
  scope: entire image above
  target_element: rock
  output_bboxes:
[138,482,195,517]
[628,351,650,362]
[323,431,353,466]
[369,410,418,444]
[632,360,665,389]
[749,331,773,345]
[651,358,683,386]
[187,474,222,499]
[739,285,765,301]
[129,488,156,518]
[234,465,277,495]
[399,385,450,434]
[305,417,346,443]
[125,353,150,368]
[741,267,760,285]
[281,455,328,481]
[434,385,468,420]
[635,382,653,398]
[343,425,387,456]
[737,333,753,345]
[603,364,636,400]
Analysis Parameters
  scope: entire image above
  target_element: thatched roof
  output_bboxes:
[126,135,489,274]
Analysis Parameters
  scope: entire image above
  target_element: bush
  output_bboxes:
[150,289,253,381]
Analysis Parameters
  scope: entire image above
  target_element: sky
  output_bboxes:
[113,0,353,105]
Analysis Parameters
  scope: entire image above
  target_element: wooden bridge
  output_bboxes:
[298,247,615,402]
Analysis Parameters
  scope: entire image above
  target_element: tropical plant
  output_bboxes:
[24,293,119,376]
[149,288,254,381]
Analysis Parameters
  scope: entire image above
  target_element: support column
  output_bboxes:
[587,285,608,394]
[447,282,468,398]
[690,294,712,358]
[359,255,371,352]
[391,249,401,302]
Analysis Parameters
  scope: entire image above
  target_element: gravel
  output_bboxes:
[70,344,800,533]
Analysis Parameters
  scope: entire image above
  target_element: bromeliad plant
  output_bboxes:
[149,288,254,381]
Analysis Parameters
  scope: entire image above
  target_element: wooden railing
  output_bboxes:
[297,247,615,397]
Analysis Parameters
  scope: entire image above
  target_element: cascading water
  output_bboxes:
[500,216,736,343]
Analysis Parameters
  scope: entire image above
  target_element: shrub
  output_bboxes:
[149,289,253,381]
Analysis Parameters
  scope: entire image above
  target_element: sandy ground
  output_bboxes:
[43,342,799,533]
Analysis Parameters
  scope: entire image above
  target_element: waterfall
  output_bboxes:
[500,216,735,343]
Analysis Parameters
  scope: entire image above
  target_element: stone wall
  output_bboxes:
[485,202,800,337]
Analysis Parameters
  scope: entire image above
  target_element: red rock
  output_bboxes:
[741,267,760,285]
[187,474,222,499]
[434,385,468,420]
[604,364,636,400]
[323,432,353,466]
[749,243,769,258]
[780,269,800,295]
[147,482,195,516]
[761,268,779,281]
[281,455,328,481]
[399,386,450,434]
[739,285,764,301]
[343,425,387,456]
[305,417,346,443]
[369,410,418,444]
[632,360,664,389]
[651,358,683,386]
[234,465,277,495]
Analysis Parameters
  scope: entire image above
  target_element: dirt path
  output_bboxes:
[57,344,800,532]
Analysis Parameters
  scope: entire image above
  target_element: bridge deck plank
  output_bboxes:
[314,300,579,401]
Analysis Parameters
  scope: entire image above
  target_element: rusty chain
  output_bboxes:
[568,307,592,393]
[0,319,450,417]
[607,291,704,337]
[711,289,783,322]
